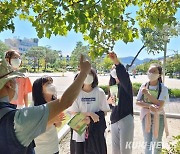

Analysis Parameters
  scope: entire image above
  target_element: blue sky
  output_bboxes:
[0,10,179,60]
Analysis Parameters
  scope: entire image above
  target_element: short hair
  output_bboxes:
[74,68,98,88]
[5,50,19,59]
[32,76,53,106]
[5,50,21,65]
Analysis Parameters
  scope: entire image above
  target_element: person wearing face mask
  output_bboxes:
[32,76,64,154]
[136,64,169,154]
[5,50,32,108]
[67,68,110,154]
[0,54,91,153]
[107,52,134,154]
[107,65,119,108]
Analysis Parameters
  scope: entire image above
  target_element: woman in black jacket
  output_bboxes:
[107,52,134,154]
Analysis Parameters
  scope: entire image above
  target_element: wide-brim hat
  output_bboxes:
[0,58,24,90]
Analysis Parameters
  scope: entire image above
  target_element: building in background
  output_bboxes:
[5,37,38,53]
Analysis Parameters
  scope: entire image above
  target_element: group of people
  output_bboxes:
[0,50,169,154]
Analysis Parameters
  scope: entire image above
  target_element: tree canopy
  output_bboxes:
[0,41,9,58]
[1,0,180,57]
[70,41,89,68]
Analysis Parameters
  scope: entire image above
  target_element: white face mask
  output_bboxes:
[147,73,159,82]
[11,58,21,69]
[110,69,117,79]
[45,84,57,96]
[84,74,94,85]
[12,83,18,101]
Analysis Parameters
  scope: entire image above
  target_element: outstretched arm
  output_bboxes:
[47,55,91,123]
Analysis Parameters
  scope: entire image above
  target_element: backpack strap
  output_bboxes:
[0,107,16,120]
[157,81,162,99]
[141,81,161,100]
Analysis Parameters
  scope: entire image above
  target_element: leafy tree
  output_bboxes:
[25,46,45,72]
[162,135,180,154]
[44,47,59,71]
[70,41,89,68]
[166,52,180,76]
[47,50,60,65]
[1,0,180,57]
[126,22,180,70]
[136,59,161,73]
[142,23,179,55]
[136,53,180,76]
[0,41,9,58]
[92,56,103,71]
[100,56,113,73]
[172,55,180,73]
[54,59,67,76]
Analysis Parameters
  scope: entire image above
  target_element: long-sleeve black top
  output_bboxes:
[85,111,107,154]
[110,63,133,124]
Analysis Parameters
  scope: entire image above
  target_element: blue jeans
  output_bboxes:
[111,114,134,154]
[142,114,164,154]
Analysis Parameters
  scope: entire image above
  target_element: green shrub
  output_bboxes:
[95,83,180,98]
[100,83,142,96]
[162,135,180,154]
[132,83,180,98]
[99,85,109,95]
[132,83,141,96]
[169,89,180,98]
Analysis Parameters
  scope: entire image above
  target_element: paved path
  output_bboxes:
[59,114,180,154]
[98,74,180,89]
[26,72,180,89]
[26,72,180,153]
[28,72,180,114]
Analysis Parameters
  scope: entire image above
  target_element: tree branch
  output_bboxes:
[126,45,146,71]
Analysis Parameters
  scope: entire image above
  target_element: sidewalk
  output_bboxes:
[27,72,180,153]
[59,114,180,154]
[58,90,180,153]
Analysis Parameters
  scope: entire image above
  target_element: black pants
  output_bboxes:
[70,129,85,154]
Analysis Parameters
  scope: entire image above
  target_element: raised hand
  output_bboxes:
[79,54,91,75]
[108,52,120,65]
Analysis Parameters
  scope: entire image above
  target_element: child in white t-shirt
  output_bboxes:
[68,68,110,154]
[136,64,169,154]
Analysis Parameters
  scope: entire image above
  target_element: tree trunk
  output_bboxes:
[33,58,36,72]
[38,58,40,72]
[45,58,47,72]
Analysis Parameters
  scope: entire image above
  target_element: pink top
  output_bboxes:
[141,108,169,139]
[11,77,32,106]
[137,83,169,138]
